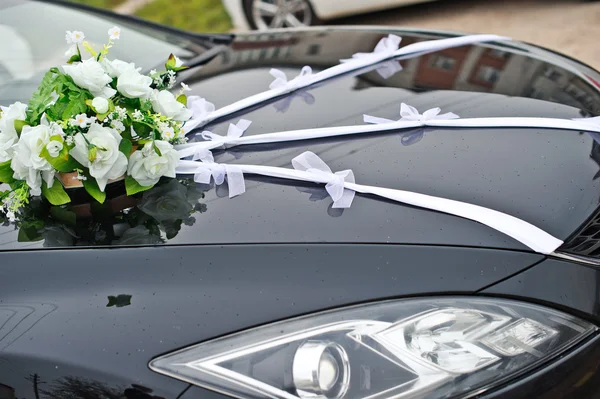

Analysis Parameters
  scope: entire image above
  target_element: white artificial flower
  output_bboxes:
[108,26,121,40]
[132,109,143,121]
[110,120,125,132]
[174,56,184,67]
[115,106,127,120]
[150,90,192,121]
[180,82,191,92]
[63,58,116,98]
[91,97,109,114]
[69,123,128,191]
[0,135,16,163]
[65,136,74,146]
[127,141,178,187]
[166,70,176,89]
[65,30,85,45]
[72,113,90,128]
[100,58,136,78]
[0,102,27,136]
[117,68,153,99]
[5,211,15,222]
[0,102,27,160]
[46,141,64,158]
[11,125,58,196]
[161,126,175,141]
[65,45,78,59]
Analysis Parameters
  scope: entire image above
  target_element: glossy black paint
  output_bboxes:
[3,1,600,398]
[481,258,600,323]
[0,244,541,398]
[3,6,600,251]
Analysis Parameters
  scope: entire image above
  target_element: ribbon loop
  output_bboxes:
[365,103,460,125]
[199,119,252,147]
[269,66,313,90]
[183,96,216,133]
[292,151,355,208]
[193,160,246,198]
[341,34,402,63]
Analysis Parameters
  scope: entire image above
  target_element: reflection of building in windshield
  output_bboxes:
[197,30,600,114]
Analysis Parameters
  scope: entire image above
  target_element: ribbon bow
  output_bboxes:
[201,119,252,146]
[183,96,216,133]
[291,151,355,208]
[192,160,245,199]
[364,103,460,125]
[269,66,314,90]
[340,34,402,63]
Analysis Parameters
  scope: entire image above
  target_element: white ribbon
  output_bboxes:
[192,161,245,198]
[188,34,508,129]
[176,151,564,254]
[364,103,460,125]
[183,96,216,133]
[269,66,313,90]
[291,152,355,208]
[201,119,252,146]
[572,116,600,127]
[340,34,402,63]
[178,103,600,161]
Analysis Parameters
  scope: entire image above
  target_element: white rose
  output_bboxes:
[69,123,128,191]
[100,58,136,78]
[91,97,109,113]
[0,134,17,163]
[46,141,64,158]
[0,101,27,139]
[10,125,57,196]
[150,90,192,121]
[63,58,116,98]
[127,141,178,187]
[117,68,153,99]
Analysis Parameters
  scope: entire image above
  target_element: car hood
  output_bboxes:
[2,28,600,252]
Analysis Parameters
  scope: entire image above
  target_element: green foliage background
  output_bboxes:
[66,0,233,33]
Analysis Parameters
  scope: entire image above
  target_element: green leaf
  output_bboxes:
[26,69,59,124]
[88,146,98,162]
[42,179,71,206]
[165,53,177,70]
[125,175,153,196]
[67,53,81,64]
[0,160,14,183]
[176,94,187,106]
[153,141,162,156]
[62,95,88,120]
[119,138,133,158]
[17,223,43,242]
[82,177,106,204]
[50,206,77,226]
[40,142,79,173]
[13,120,28,135]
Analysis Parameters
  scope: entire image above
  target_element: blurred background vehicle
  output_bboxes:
[54,0,600,70]
[221,0,437,30]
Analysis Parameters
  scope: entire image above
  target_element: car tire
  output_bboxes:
[243,0,320,30]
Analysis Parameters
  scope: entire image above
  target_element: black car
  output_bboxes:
[2,1,600,399]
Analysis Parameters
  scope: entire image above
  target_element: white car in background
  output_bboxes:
[222,0,437,30]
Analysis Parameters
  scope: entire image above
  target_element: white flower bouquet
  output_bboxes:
[0,27,195,220]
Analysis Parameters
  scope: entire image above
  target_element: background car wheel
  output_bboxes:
[243,0,320,30]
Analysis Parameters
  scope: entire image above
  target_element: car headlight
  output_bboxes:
[150,297,596,399]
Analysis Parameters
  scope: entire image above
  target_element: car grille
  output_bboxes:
[561,208,600,257]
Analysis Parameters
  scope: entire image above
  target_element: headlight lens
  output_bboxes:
[150,298,596,399]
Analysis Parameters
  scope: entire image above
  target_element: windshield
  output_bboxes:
[0,0,199,105]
